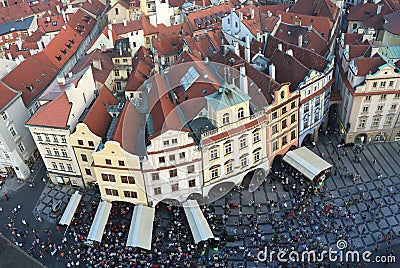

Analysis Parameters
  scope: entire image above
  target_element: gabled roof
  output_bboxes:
[0,3,33,24]
[348,44,371,60]
[0,81,20,112]
[289,0,339,21]
[354,55,386,76]
[113,17,159,36]
[342,33,363,47]
[186,2,233,32]
[66,9,96,39]
[258,4,290,15]
[157,22,191,37]
[1,57,57,106]
[126,48,153,92]
[383,10,400,35]
[348,2,393,30]
[83,88,118,138]
[205,82,251,111]
[26,91,72,128]
[80,0,107,17]
[37,15,64,33]
[153,35,182,55]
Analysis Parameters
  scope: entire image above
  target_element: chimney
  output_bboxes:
[250,8,254,20]
[66,15,69,22]
[123,19,127,26]
[154,51,160,73]
[56,5,61,14]
[267,10,271,18]
[269,63,275,80]
[240,65,248,95]
[376,4,383,15]
[278,43,282,51]
[7,52,12,60]
[62,9,67,23]
[68,72,73,78]
[5,42,9,49]
[107,24,113,44]
[37,41,43,52]
[286,49,293,56]
[88,0,92,3]
[239,12,243,21]
[17,54,24,62]
[298,34,303,47]
[363,0,367,3]
[16,35,22,51]
[373,0,381,3]
[57,75,66,85]
[245,34,250,62]
[92,59,102,70]
[100,44,106,52]
[29,49,35,56]
[234,41,240,57]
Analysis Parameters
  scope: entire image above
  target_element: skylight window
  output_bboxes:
[180,66,200,91]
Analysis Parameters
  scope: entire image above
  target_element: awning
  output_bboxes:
[59,190,82,226]
[283,147,332,181]
[126,205,155,250]
[183,199,214,244]
[87,200,112,242]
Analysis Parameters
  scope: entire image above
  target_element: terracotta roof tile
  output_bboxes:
[1,57,57,106]
[348,2,393,30]
[83,87,118,138]
[157,22,191,37]
[383,10,400,35]
[0,3,33,24]
[37,15,64,33]
[348,44,371,60]
[342,33,363,47]
[0,81,19,111]
[113,17,158,36]
[65,9,96,39]
[26,91,72,128]
[126,53,153,92]
[258,4,290,15]
[186,2,233,32]
[80,0,106,17]
[153,35,182,55]
[354,56,386,76]
[289,0,339,21]
[29,0,58,16]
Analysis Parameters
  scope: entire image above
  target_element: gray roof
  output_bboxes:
[205,82,251,112]
[0,16,35,36]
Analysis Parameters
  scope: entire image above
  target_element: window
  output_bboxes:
[114,70,120,76]
[222,113,230,125]
[171,183,179,192]
[272,141,278,151]
[52,135,58,143]
[210,148,218,160]
[54,148,59,156]
[35,133,42,141]
[272,112,277,120]
[380,94,387,100]
[365,96,371,101]
[179,152,186,159]
[358,119,366,128]
[291,101,296,109]
[362,106,369,113]
[253,150,260,162]
[85,168,91,175]
[1,112,7,120]
[52,162,57,169]
[304,103,309,113]
[78,140,83,145]
[240,156,247,167]
[124,191,137,198]
[163,140,169,146]
[105,189,118,196]
[272,124,278,135]
[146,37,150,44]
[101,173,116,182]
[159,156,165,163]
[9,127,16,137]
[238,137,247,148]
[291,130,296,140]
[66,164,72,172]
[169,155,175,162]
[282,106,287,114]
[18,143,25,153]
[154,187,161,195]
[211,167,219,179]
[121,176,135,184]
[224,142,232,155]
[152,173,159,180]
[61,149,67,157]
[81,154,88,162]
[115,7,119,14]
[282,135,287,146]
[187,165,194,174]
[88,141,94,147]
[61,136,67,143]
[172,138,178,144]
[377,105,383,111]
[281,119,287,129]
[238,108,244,119]
[133,42,136,47]
[253,131,260,143]
[389,81,394,87]
[396,93,400,99]
[189,179,196,187]
[59,163,65,170]
[226,161,233,173]
[380,81,386,87]
[45,147,52,155]
[123,59,128,63]
[391,104,397,110]
[291,114,296,124]
[372,82,377,88]
[384,115,393,125]
[118,160,125,166]
[372,117,380,127]
[45,134,50,142]
[169,169,177,178]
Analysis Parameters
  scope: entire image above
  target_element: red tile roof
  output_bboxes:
[289,0,339,21]
[258,4,290,15]
[0,82,19,111]
[83,87,118,138]
[342,33,363,47]
[157,22,191,37]
[274,23,329,56]
[348,2,393,30]
[1,57,57,106]
[38,15,64,33]
[113,17,159,36]
[126,51,153,92]
[348,44,371,60]
[354,56,386,76]
[29,0,58,16]
[186,2,233,32]
[26,91,72,128]
[80,0,106,17]
[65,9,96,39]
[0,3,33,24]
[383,10,400,35]
[153,35,182,55]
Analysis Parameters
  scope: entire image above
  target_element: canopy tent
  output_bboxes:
[183,199,214,244]
[282,147,332,181]
[126,205,155,250]
[87,200,112,242]
[59,190,82,226]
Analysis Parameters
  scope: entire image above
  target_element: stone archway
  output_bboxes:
[354,133,368,144]
[301,133,314,147]
[154,198,181,208]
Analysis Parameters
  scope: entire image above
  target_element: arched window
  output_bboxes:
[222,113,230,125]
[210,165,220,179]
[238,107,244,120]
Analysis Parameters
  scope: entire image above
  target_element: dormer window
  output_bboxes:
[60,49,67,54]
[56,55,62,61]
[66,43,71,49]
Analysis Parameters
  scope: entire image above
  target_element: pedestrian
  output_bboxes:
[3,191,9,200]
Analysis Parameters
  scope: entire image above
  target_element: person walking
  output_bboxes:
[3,191,9,200]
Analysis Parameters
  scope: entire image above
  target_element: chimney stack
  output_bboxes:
[250,8,254,20]
[107,24,113,44]
[92,59,102,70]
[57,75,66,85]
[376,4,383,15]
[286,49,293,56]
[245,34,250,62]
[37,41,43,52]
[62,9,67,23]
[267,10,271,18]
[269,63,275,80]
[239,12,243,21]
[123,19,127,26]
[298,34,303,47]
[278,43,282,51]
[240,64,248,95]
[16,35,22,51]
[234,41,240,57]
